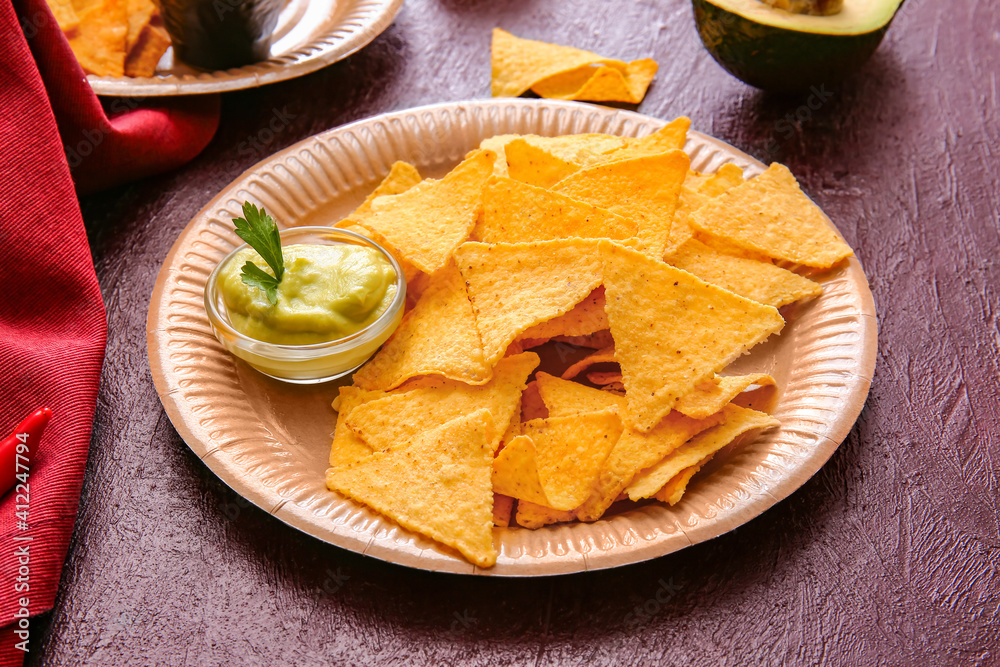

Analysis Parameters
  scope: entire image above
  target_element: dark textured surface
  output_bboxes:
[27,0,1000,664]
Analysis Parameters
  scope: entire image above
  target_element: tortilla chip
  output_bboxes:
[329,386,384,469]
[352,263,491,391]
[68,0,127,77]
[699,163,745,196]
[586,371,621,386]
[124,22,170,77]
[600,241,785,431]
[515,501,577,529]
[493,493,515,527]
[346,352,538,454]
[45,0,80,31]
[491,435,550,506]
[491,28,625,97]
[125,0,157,50]
[519,409,624,510]
[476,176,636,244]
[575,410,723,521]
[536,372,626,417]
[602,382,626,394]
[518,288,607,340]
[337,161,423,228]
[689,163,854,268]
[357,151,493,273]
[520,380,548,421]
[561,345,616,380]
[504,139,581,188]
[553,330,615,349]
[530,58,658,104]
[654,456,712,505]
[674,373,775,418]
[590,117,690,166]
[553,150,689,258]
[486,133,628,166]
[454,239,603,365]
[665,238,823,308]
[327,409,498,568]
[627,404,779,499]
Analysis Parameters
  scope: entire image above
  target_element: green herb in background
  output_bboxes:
[233,202,284,305]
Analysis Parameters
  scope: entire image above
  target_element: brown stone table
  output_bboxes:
[27,0,1000,663]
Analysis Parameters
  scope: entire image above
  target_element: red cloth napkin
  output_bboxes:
[16,0,221,194]
[0,1,218,664]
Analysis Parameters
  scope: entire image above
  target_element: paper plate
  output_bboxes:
[147,99,877,575]
[89,0,403,96]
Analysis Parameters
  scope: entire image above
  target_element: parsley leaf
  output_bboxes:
[239,260,280,305]
[232,202,284,304]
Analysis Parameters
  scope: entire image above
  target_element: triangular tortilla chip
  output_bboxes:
[665,238,823,308]
[124,21,170,77]
[336,161,422,229]
[553,330,614,349]
[588,117,691,166]
[575,409,724,521]
[536,372,626,417]
[504,139,581,189]
[653,456,711,505]
[674,373,775,419]
[689,163,854,268]
[352,263,491,391]
[484,134,628,166]
[515,501,577,529]
[357,151,494,273]
[520,409,624,510]
[346,352,539,453]
[327,409,498,567]
[699,163,745,196]
[68,0,127,76]
[491,435,550,506]
[627,404,779,499]
[491,28,625,97]
[600,241,785,431]
[475,176,637,245]
[518,288,607,340]
[530,58,658,103]
[553,150,689,258]
[561,345,616,380]
[454,239,603,365]
[329,386,384,469]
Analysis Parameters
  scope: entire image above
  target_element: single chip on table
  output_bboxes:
[654,456,713,506]
[352,263,491,391]
[504,139,581,189]
[68,0,128,77]
[674,373,776,419]
[327,409,498,568]
[346,352,539,454]
[601,241,785,432]
[504,409,622,510]
[475,176,637,244]
[665,238,823,308]
[529,58,659,104]
[689,163,854,268]
[454,239,603,365]
[553,150,689,258]
[518,288,607,341]
[561,345,617,380]
[536,371,626,417]
[574,410,724,521]
[328,386,385,469]
[626,404,780,500]
[356,150,494,274]
[490,28,627,98]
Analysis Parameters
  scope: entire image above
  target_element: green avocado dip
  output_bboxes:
[219,243,398,345]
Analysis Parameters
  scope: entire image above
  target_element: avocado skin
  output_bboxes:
[693,0,897,93]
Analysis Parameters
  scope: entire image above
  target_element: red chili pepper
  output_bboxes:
[0,408,52,497]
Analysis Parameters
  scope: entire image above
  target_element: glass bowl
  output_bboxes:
[204,226,406,384]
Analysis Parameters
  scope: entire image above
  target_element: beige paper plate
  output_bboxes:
[90,0,403,96]
[147,99,877,575]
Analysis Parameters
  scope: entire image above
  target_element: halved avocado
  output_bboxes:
[693,0,905,93]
